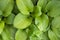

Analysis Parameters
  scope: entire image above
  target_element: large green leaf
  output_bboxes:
[0,21,5,34]
[52,16,60,29]
[37,0,47,7]
[3,0,14,17]
[0,0,10,11]
[37,0,48,12]
[23,0,34,12]
[35,14,49,32]
[14,13,32,29]
[45,1,60,17]
[51,16,60,38]
[48,30,59,40]
[1,25,16,40]
[16,0,29,15]
[15,30,27,40]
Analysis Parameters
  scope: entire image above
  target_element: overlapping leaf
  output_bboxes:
[5,13,15,24]
[35,14,49,32]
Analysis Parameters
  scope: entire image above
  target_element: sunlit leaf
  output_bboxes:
[1,25,16,40]
[51,16,60,38]
[3,0,14,17]
[0,21,4,34]
[16,0,29,15]
[32,6,42,17]
[15,30,27,40]
[14,13,32,29]
[48,30,59,40]
[23,0,34,12]
[0,0,10,11]
[35,14,49,32]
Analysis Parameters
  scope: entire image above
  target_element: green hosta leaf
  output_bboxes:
[23,0,34,12]
[37,0,47,7]
[0,21,4,34]
[0,0,10,11]
[16,0,29,15]
[51,16,60,38]
[15,30,27,40]
[3,0,14,17]
[52,16,60,29]
[5,13,15,24]
[48,30,59,40]
[1,25,16,40]
[45,1,60,17]
[35,14,49,32]
[37,0,48,12]
[14,13,32,29]
[32,6,42,17]
[52,29,60,38]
